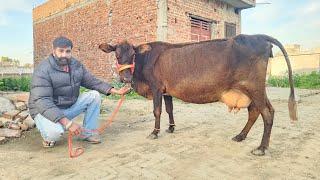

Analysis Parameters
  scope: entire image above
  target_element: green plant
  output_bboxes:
[80,80,142,99]
[0,76,31,91]
[268,71,320,89]
[107,80,142,100]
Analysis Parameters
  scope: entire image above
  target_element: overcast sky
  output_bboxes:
[0,0,319,64]
[242,0,320,51]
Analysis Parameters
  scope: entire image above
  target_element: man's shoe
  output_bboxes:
[83,134,101,144]
[42,140,56,148]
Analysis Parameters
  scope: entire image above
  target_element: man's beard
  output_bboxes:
[54,55,70,66]
[56,57,70,66]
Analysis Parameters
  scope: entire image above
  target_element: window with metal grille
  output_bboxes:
[190,17,211,42]
[225,22,236,38]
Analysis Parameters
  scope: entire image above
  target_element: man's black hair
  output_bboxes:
[53,36,73,49]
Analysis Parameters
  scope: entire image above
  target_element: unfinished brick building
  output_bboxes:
[33,0,255,80]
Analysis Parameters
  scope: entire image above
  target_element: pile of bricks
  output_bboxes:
[0,93,35,144]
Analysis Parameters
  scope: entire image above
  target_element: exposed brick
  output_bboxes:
[0,128,21,138]
[16,93,30,103]
[4,95,18,103]
[23,116,36,129]
[14,111,29,121]
[8,123,21,130]
[166,0,243,42]
[14,102,27,111]
[2,110,20,120]
[0,117,12,124]
[4,93,29,103]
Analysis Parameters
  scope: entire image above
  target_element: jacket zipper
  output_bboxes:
[68,65,74,101]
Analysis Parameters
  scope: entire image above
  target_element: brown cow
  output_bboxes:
[99,34,297,156]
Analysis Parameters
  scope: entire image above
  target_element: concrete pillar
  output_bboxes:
[211,22,217,39]
[156,0,168,42]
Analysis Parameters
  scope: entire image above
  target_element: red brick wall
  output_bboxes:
[33,0,86,22]
[166,0,241,43]
[33,0,157,80]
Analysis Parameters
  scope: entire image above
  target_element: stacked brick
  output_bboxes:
[0,93,35,144]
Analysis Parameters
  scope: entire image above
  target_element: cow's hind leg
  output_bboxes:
[232,103,260,142]
[148,90,163,139]
[251,97,274,156]
[164,95,175,133]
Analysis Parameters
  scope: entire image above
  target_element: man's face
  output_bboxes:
[53,47,72,65]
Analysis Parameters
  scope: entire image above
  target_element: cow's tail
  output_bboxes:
[258,34,298,121]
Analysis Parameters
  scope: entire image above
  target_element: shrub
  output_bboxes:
[268,71,320,89]
[80,80,142,99]
[0,76,31,91]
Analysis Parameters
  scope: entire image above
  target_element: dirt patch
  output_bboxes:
[0,87,319,179]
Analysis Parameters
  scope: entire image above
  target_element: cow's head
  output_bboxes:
[99,41,151,83]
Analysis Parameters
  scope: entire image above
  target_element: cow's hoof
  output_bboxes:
[166,126,175,133]
[147,133,158,139]
[251,147,266,156]
[232,134,246,142]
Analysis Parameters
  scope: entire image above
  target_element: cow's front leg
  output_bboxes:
[148,90,163,139]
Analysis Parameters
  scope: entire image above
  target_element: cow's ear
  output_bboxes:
[134,44,152,54]
[99,43,116,53]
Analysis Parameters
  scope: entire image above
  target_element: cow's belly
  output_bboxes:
[167,87,252,112]
[167,87,221,104]
[175,94,219,104]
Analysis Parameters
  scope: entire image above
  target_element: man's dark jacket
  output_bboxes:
[28,55,113,122]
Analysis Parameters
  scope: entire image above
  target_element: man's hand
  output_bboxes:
[118,86,131,95]
[68,122,82,136]
[59,117,82,136]
[110,86,131,95]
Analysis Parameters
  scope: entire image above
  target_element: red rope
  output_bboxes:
[68,95,125,158]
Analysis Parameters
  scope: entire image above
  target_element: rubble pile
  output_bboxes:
[0,92,35,144]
